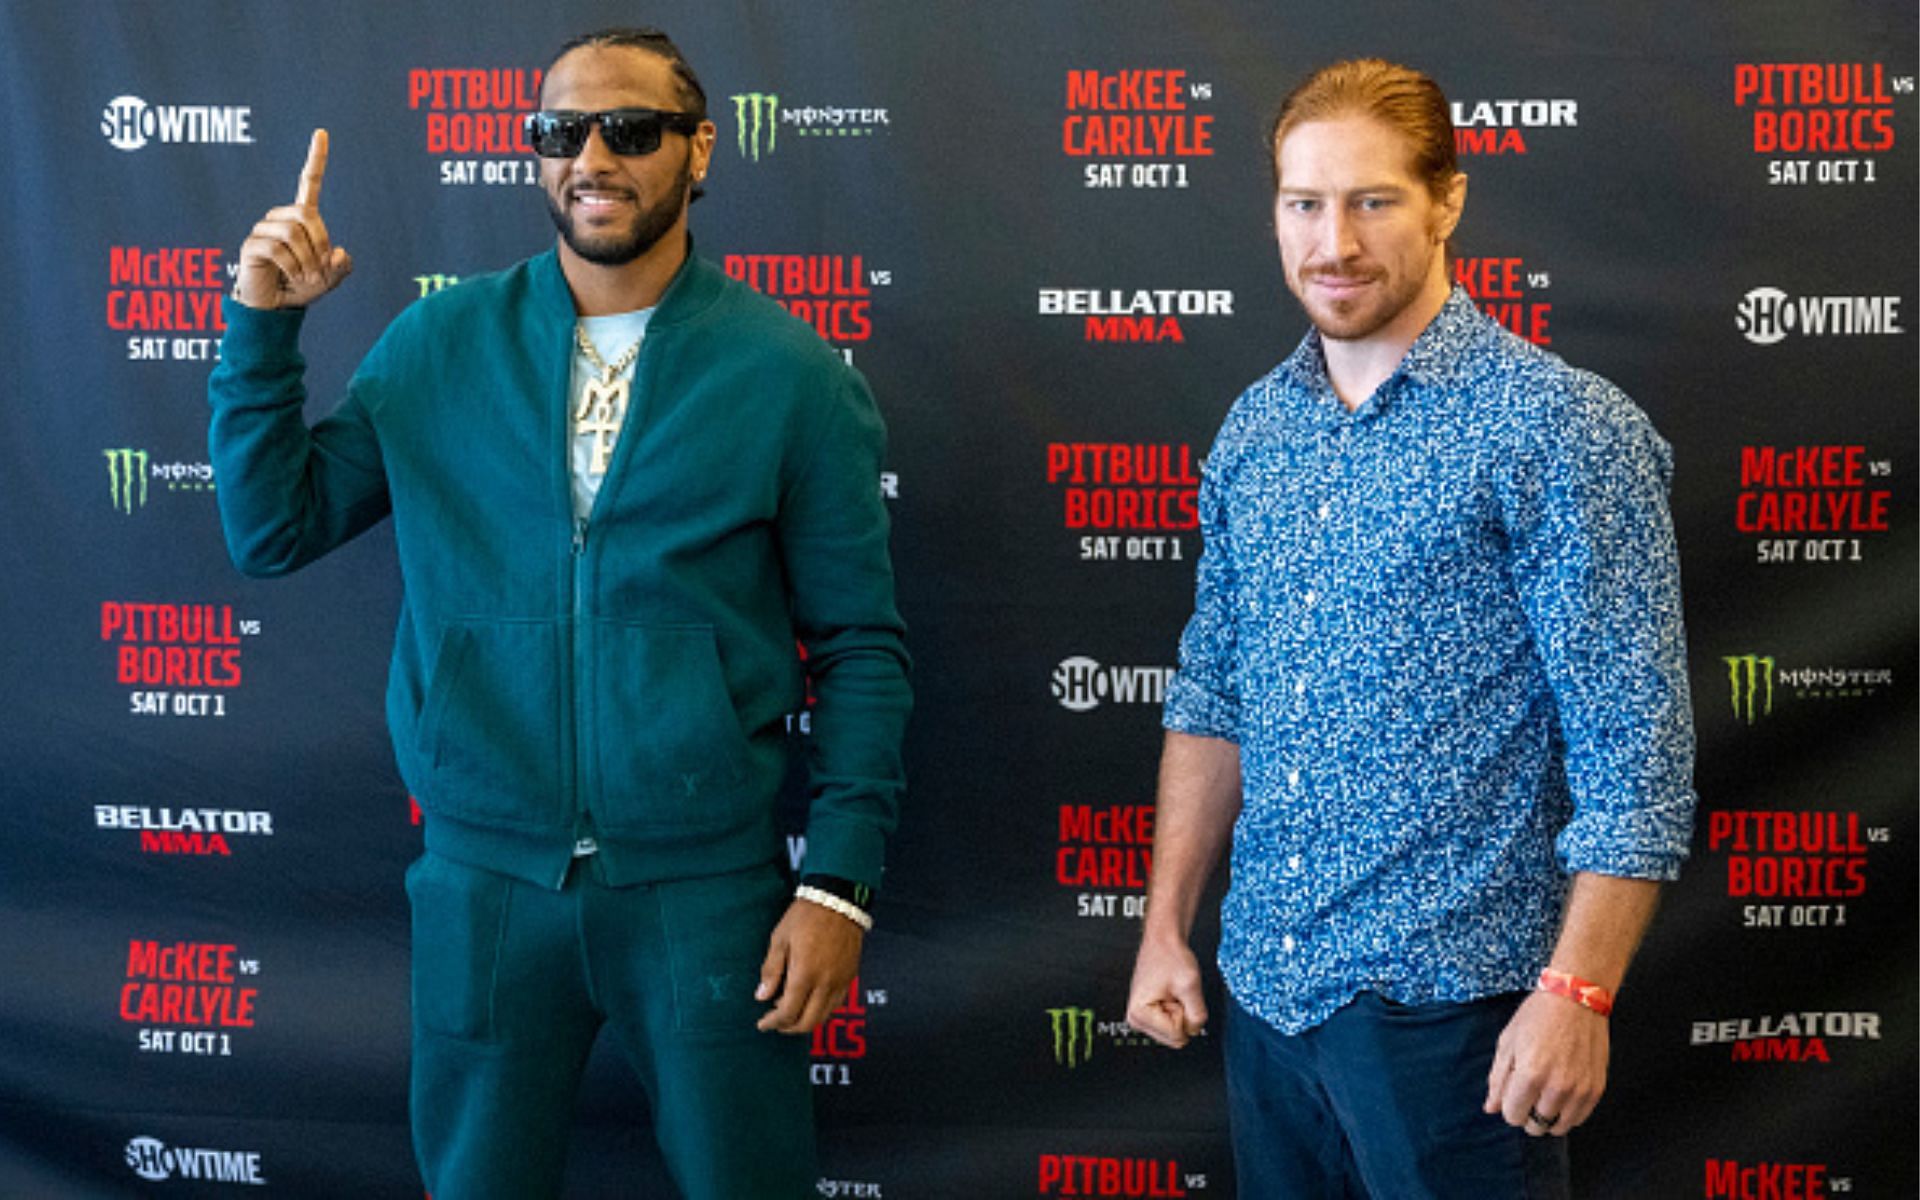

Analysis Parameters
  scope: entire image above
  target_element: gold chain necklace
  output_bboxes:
[573,324,643,475]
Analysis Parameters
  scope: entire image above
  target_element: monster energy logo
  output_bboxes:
[105,448,150,513]
[732,93,779,160]
[1048,1006,1095,1068]
[1724,654,1775,723]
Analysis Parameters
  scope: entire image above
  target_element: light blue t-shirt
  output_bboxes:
[569,307,654,521]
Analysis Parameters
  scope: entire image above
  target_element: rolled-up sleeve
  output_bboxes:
[1502,381,1697,880]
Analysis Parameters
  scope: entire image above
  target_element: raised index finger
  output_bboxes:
[295,129,328,208]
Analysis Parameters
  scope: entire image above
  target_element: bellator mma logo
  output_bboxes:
[408,67,542,187]
[108,245,231,363]
[724,255,888,360]
[1690,1010,1882,1064]
[1454,256,1552,346]
[102,602,260,718]
[1037,288,1235,344]
[1735,62,1909,185]
[121,938,262,1058]
[1063,69,1214,190]
[1736,443,1894,565]
[1447,97,1577,156]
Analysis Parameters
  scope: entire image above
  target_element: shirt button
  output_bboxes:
[1294,678,1307,696]
[1302,589,1317,607]
[1287,854,1303,872]
[1287,769,1300,787]
[1317,502,1331,520]
[1281,935,1297,953]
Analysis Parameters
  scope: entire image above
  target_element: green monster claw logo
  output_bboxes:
[1724,654,1775,723]
[732,93,779,161]
[105,448,150,514]
[1047,1006,1095,1068]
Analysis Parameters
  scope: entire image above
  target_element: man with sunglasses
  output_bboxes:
[209,26,908,1200]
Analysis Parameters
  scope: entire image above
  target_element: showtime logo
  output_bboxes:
[1052,657,1175,712]
[124,1137,265,1186]
[1448,98,1577,155]
[1735,287,1904,345]
[1704,1159,1843,1199]
[1038,1155,1203,1197]
[101,96,254,152]
[1690,1011,1881,1064]
[1038,289,1233,343]
[725,254,887,351]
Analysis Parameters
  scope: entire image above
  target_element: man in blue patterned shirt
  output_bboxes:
[1126,59,1695,1198]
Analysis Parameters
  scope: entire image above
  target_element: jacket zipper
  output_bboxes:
[566,515,594,886]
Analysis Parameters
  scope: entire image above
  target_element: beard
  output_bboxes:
[1288,262,1430,343]
[544,159,690,266]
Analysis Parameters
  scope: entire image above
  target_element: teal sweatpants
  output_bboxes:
[405,851,815,1199]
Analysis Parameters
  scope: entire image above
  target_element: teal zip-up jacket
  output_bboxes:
[208,248,909,891]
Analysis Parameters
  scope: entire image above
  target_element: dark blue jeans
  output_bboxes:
[1224,990,1570,1200]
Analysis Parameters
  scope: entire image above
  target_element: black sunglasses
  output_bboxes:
[525,108,704,158]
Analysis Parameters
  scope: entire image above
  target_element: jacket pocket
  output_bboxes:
[586,621,753,829]
[416,618,568,827]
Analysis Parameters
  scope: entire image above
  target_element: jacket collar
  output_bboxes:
[530,234,723,328]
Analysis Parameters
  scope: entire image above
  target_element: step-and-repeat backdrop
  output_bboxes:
[2,2,1914,1196]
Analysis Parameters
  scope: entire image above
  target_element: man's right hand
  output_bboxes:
[1126,932,1209,1049]
[234,129,353,310]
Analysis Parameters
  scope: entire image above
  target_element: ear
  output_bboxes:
[690,119,717,183]
[1433,171,1468,243]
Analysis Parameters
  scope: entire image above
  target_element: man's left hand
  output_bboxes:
[755,898,865,1034]
[1483,991,1609,1137]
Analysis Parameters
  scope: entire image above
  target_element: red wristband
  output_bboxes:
[1537,968,1614,1016]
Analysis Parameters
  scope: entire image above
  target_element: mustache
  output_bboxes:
[1303,266,1381,282]
[564,179,638,201]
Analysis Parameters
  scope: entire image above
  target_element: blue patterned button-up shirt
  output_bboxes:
[1163,288,1695,1034]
